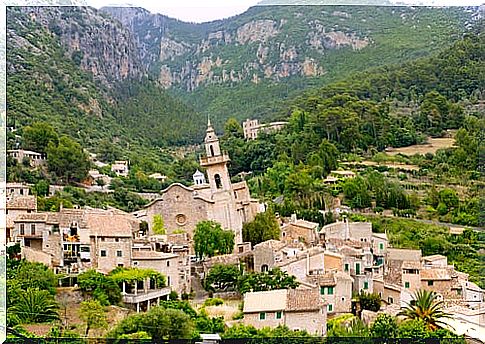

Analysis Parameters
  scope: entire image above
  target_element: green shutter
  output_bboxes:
[320,286,325,295]
[328,287,334,295]
[259,312,266,320]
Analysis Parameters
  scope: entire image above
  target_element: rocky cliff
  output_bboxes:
[12,6,145,86]
[100,5,474,93]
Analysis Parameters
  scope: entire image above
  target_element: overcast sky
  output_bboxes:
[84,0,482,23]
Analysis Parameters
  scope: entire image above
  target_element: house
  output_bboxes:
[131,250,191,296]
[13,207,140,274]
[111,160,129,177]
[6,195,37,242]
[148,173,167,182]
[242,119,288,140]
[252,239,287,273]
[280,215,319,247]
[8,149,46,167]
[6,182,31,199]
[308,271,354,315]
[243,288,326,335]
[87,170,111,187]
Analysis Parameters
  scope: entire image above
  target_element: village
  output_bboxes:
[5,119,485,342]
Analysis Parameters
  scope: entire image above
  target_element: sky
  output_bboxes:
[87,0,483,23]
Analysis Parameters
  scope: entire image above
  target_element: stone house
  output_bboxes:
[6,182,30,199]
[7,195,37,242]
[243,288,326,335]
[111,160,129,177]
[250,239,287,273]
[307,271,354,315]
[338,245,374,294]
[280,216,319,247]
[131,250,191,296]
[242,119,288,140]
[8,149,46,167]
[13,207,140,274]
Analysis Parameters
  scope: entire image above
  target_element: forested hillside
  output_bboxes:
[102,5,479,130]
[7,6,204,153]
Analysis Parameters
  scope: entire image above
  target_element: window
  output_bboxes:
[31,224,36,235]
[327,304,333,312]
[388,297,394,304]
[261,264,269,272]
[115,238,120,242]
[379,243,384,250]
[320,286,325,295]
[363,282,369,290]
[405,282,410,288]
[20,224,25,235]
[428,281,434,286]
[133,261,138,266]
[327,287,334,295]
[209,145,214,157]
[117,250,122,257]
[355,263,361,275]
[259,312,266,320]
[276,311,282,319]
[344,263,349,272]
[167,261,170,267]
[214,174,222,189]
[118,264,124,267]
[100,250,107,257]
[167,276,171,286]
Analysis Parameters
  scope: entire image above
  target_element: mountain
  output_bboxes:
[100,5,479,129]
[7,5,480,151]
[7,6,202,154]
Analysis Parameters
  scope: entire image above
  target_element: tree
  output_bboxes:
[46,136,90,183]
[204,264,242,292]
[398,289,451,331]
[242,211,280,246]
[14,261,57,295]
[152,214,166,235]
[79,299,108,337]
[22,122,59,154]
[370,313,398,338]
[109,306,194,340]
[358,291,381,312]
[237,268,299,294]
[77,269,122,306]
[193,221,234,259]
[9,288,59,324]
[223,117,244,138]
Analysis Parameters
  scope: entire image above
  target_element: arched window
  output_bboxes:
[209,145,215,157]
[261,264,269,272]
[214,174,222,189]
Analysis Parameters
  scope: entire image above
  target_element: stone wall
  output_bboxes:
[144,185,209,238]
[91,237,132,273]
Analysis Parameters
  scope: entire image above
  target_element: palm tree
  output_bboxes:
[9,288,59,324]
[398,289,451,330]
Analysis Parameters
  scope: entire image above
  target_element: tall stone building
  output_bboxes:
[134,120,262,244]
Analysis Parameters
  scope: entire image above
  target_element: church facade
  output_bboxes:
[133,121,263,244]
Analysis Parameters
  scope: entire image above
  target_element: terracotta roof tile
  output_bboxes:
[286,288,324,311]
[420,268,451,281]
[7,196,37,210]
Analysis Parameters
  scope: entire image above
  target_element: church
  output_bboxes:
[133,120,263,244]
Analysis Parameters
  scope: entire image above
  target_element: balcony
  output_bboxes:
[122,287,171,304]
[200,153,230,166]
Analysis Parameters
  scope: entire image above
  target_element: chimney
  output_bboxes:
[291,214,297,223]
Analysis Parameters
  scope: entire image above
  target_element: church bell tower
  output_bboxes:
[200,119,232,193]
